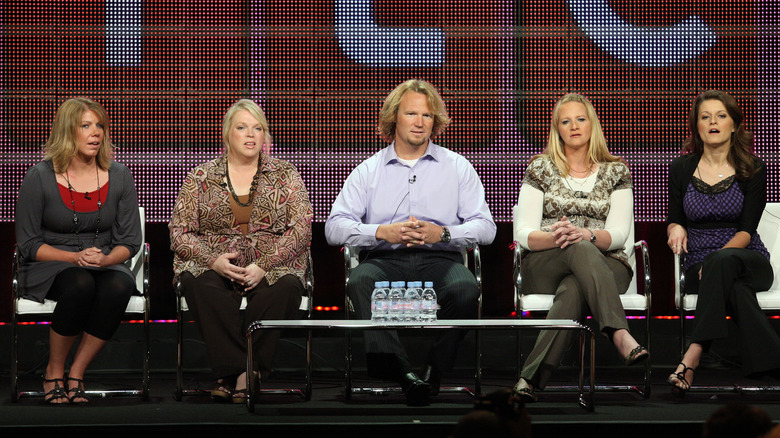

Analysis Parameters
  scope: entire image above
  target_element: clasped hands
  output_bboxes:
[550,216,584,249]
[212,252,267,292]
[75,247,109,267]
[378,216,444,247]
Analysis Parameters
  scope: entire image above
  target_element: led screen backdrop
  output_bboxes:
[1,0,777,223]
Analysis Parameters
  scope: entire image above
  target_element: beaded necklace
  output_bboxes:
[62,166,102,251]
[225,157,261,207]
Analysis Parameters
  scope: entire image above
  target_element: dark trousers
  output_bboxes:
[519,242,632,388]
[48,267,134,341]
[180,271,303,380]
[347,249,479,378]
[687,248,780,375]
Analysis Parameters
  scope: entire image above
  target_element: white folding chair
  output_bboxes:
[11,207,150,402]
[513,220,652,397]
[675,202,780,392]
[342,242,483,398]
[174,252,314,401]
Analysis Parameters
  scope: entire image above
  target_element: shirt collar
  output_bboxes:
[382,140,439,165]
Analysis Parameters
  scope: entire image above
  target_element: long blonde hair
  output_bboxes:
[44,98,113,172]
[537,93,621,176]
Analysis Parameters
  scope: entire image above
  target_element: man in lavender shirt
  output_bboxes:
[325,79,496,405]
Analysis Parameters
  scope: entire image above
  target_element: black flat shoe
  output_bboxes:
[399,372,430,406]
[667,362,695,398]
[624,345,650,366]
[421,364,441,397]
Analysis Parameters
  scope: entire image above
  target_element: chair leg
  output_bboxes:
[11,317,19,403]
[142,310,151,401]
[474,329,482,396]
[305,329,312,401]
[345,331,353,400]
[175,305,184,401]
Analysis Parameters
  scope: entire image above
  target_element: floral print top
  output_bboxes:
[521,155,633,268]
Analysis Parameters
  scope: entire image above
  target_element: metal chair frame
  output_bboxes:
[342,242,483,399]
[11,207,150,402]
[513,222,652,397]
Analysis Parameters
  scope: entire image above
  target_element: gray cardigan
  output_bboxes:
[15,160,142,302]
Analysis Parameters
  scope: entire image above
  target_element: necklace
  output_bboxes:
[62,166,102,251]
[568,162,594,177]
[225,157,262,207]
[562,174,591,199]
[701,159,730,179]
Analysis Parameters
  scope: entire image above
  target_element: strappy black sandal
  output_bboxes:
[43,375,69,405]
[67,377,90,404]
[667,362,695,398]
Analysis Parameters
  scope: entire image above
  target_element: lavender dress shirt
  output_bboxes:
[325,141,496,251]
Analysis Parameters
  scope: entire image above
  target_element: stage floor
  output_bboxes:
[2,367,780,437]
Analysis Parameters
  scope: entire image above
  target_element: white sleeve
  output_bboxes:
[512,184,544,250]
[604,188,633,251]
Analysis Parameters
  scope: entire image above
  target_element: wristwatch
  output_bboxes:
[440,226,451,243]
[589,229,597,244]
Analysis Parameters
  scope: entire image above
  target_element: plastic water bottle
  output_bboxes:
[387,281,406,323]
[370,281,389,323]
[404,281,422,322]
[420,281,438,323]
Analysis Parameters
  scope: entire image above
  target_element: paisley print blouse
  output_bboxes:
[169,154,312,287]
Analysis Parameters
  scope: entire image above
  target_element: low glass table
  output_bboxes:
[245,318,595,412]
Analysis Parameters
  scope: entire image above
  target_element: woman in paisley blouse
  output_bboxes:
[511,93,648,403]
[170,99,312,403]
[666,90,778,398]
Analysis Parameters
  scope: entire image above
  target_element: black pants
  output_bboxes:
[687,248,780,375]
[48,267,134,341]
[347,249,479,378]
[181,270,303,380]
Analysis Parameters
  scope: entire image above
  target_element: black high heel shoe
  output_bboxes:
[511,378,537,403]
[667,362,695,398]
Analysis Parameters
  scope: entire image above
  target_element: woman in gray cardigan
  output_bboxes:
[15,98,141,404]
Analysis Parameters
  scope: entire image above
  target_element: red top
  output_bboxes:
[57,182,110,212]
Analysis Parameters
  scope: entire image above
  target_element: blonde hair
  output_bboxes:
[377,79,451,142]
[222,99,272,153]
[44,98,113,172]
[538,93,621,177]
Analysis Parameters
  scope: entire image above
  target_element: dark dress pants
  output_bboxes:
[347,249,479,378]
[687,248,780,375]
[181,270,303,380]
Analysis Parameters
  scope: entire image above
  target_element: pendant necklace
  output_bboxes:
[63,166,102,251]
